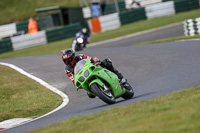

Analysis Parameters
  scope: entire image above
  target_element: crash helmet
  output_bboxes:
[62,49,76,67]
[81,28,87,34]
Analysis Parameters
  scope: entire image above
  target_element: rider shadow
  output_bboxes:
[116,92,155,103]
[87,92,155,110]
[130,92,155,99]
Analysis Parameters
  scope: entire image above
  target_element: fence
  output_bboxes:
[99,13,121,32]
[174,0,200,13]
[184,18,200,36]
[162,0,200,12]
[0,39,13,54]
[0,23,16,39]
[145,1,175,19]
[103,1,126,15]
[11,31,47,50]
[119,8,146,25]
[46,23,82,42]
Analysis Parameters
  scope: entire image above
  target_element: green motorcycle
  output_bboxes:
[74,59,134,104]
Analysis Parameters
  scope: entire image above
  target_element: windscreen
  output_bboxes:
[74,59,87,75]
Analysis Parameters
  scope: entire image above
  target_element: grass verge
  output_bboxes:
[27,86,200,133]
[0,0,80,25]
[0,65,62,122]
[0,9,200,59]
[133,35,200,46]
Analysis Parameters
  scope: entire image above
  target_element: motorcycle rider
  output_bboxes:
[75,27,90,47]
[62,49,127,98]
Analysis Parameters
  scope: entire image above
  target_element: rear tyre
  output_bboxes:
[90,83,115,104]
[121,82,134,99]
[83,43,86,48]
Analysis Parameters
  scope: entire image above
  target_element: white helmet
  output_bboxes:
[82,28,87,34]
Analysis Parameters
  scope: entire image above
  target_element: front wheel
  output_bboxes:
[90,83,115,104]
[121,82,134,99]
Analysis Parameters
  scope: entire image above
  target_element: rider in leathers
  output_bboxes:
[62,49,127,98]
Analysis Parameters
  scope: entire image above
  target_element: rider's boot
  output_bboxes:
[113,69,127,85]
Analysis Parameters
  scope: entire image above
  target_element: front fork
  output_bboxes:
[89,77,112,94]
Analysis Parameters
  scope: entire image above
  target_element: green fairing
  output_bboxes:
[74,60,126,98]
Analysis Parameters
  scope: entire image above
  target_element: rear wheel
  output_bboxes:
[90,83,115,104]
[121,82,134,99]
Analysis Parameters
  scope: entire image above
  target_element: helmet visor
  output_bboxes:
[64,57,73,66]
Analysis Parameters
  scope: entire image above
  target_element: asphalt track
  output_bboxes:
[1,23,200,133]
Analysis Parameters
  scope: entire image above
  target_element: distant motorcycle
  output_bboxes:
[71,33,86,52]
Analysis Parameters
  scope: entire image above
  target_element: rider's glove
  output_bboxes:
[90,59,95,63]
[94,60,102,66]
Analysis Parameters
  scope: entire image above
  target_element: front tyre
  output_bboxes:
[90,83,115,104]
[121,82,134,99]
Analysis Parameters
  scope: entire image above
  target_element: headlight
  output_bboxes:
[77,38,84,43]
[78,76,85,82]
[84,70,90,77]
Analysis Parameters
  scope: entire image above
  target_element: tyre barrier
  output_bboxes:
[184,18,200,36]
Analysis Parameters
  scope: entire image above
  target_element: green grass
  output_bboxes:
[0,0,80,25]
[0,65,62,122]
[133,34,200,46]
[0,9,200,59]
[0,0,119,25]
[26,87,200,133]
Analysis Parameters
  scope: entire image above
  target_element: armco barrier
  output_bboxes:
[99,13,121,32]
[189,0,200,9]
[174,0,191,12]
[46,23,82,42]
[0,23,16,39]
[119,8,146,25]
[16,21,29,33]
[184,18,200,36]
[0,39,13,54]
[103,1,126,15]
[11,31,47,50]
[174,0,200,13]
[145,1,175,19]
[125,0,162,9]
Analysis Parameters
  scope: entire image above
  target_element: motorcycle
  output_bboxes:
[71,33,86,52]
[74,59,134,104]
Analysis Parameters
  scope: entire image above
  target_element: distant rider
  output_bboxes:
[75,27,90,47]
[62,49,127,98]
